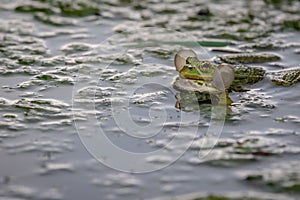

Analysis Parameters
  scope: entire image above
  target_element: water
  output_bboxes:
[0,0,300,199]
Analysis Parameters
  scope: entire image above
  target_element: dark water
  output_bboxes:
[0,0,300,199]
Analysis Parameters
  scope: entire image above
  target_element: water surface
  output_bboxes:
[0,0,300,199]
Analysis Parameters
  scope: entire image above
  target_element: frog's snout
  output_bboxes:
[174,49,197,72]
[212,64,235,90]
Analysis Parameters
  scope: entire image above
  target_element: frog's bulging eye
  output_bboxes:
[199,62,212,73]
[203,63,209,68]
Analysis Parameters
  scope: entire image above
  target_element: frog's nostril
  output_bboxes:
[174,49,197,72]
[212,64,235,90]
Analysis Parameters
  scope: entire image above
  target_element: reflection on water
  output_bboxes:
[0,0,300,199]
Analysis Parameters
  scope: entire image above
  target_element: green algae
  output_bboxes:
[15,4,55,15]
[16,0,99,17]
[242,161,300,193]
[284,19,300,31]
[188,136,300,167]
[192,196,265,200]
[218,53,281,64]
[34,12,76,26]
[149,192,291,200]
[124,41,232,48]
[269,67,300,86]
[55,0,99,17]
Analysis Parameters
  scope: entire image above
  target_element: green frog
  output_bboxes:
[173,49,300,109]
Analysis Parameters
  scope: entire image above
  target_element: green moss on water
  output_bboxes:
[219,53,281,64]
[16,0,100,19]
[58,78,74,85]
[3,114,17,119]
[264,0,282,4]
[146,48,175,58]
[124,40,232,48]
[243,161,300,193]
[15,5,55,15]
[193,196,230,200]
[264,0,297,5]
[36,74,56,81]
[164,41,231,47]
[192,195,266,200]
[119,0,133,3]
[284,19,300,31]
[245,174,263,181]
[18,58,36,65]
[56,1,99,17]
[210,33,242,41]
[270,67,300,86]
[198,41,231,47]
[34,13,75,26]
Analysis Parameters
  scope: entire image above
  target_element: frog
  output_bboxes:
[173,49,300,109]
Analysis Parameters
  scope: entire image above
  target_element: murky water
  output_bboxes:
[0,0,299,199]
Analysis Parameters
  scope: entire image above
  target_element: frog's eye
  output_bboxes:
[202,62,210,71]
[174,49,197,72]
[199,62,212,73]
[203,63,210,68]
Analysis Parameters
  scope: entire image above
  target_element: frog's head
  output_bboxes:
[174,49,235,89]
[179,57,216,80]
[175,49,216,81]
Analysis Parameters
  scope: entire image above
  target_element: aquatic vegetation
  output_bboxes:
[240,161,300,193]
[16,0,100,17]
[269,67,300,86]
[217,53,281,64]
[187,136,300,167]
[0,0,299,199]
[34,12,77,26]
[148,191,293,200]
[15,3,56,15]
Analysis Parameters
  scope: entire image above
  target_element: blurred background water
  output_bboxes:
[0,0,300,199]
